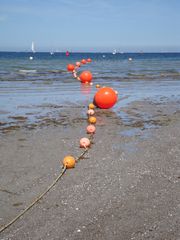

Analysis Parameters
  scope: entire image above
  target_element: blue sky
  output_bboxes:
[0,0,180,52]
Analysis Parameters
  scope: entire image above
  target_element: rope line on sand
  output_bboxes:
[0,56,117,235]
[0,144,92,234]
[0,167,66,234]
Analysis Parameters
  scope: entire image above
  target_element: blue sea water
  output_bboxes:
[0,52,180,129]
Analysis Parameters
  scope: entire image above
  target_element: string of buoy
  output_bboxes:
[0,57,118,234]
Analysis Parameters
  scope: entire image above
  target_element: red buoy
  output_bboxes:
[66,51,70,56]
[94,87,118,109]
[79,71,93,83]
[81,59,87,64]
[87,58,92,63]
[67,64,75,72]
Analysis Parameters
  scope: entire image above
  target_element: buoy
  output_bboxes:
[76,62,81,67]
[66,51,70,56]
[73,71,77,78]
[86,125,96,134]
[88,103,95,109]
[67,64,75,72]
[63,155,76,169]
[96,84,101,88]
[79,71,92,83]
[94,87,118,109]
[80,138,91,148]
[87,109,95,115]
[88,116,97,124]
[87,58,92,63]
[81,59,87,64]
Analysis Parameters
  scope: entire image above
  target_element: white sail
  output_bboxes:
[31,41,35,53]
[112,49,117,55]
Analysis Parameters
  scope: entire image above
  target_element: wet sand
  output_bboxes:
[0,98,180,240]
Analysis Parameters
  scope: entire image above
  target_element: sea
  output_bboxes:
[0,52,180,131]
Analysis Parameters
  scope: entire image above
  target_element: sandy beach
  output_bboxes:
[0,97,180,240]
[1,0,180,237]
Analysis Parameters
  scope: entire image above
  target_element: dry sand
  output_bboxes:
[0,99,180,240]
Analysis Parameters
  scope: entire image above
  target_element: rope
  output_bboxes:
[0,166,66,234]
[76,134,94,163]
[0,135,93,234]
[0,59,95,234]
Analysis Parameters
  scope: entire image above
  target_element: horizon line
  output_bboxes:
[0,50,180,54]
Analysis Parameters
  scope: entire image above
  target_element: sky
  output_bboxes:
[0,0,180,52]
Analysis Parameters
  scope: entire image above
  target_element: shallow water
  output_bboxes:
[0,52,180,130]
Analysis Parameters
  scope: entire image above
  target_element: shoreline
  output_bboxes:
[0,98,180,239]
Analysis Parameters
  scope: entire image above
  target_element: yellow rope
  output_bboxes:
[0,121,95,235]
[0,135,93,234]
[0,166,66,234]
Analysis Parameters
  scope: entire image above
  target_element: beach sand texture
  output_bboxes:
[0,99,180,240]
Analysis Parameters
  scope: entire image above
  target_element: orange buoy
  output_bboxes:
[94,87,118,109]
[76,61,81,67]
[67,64,75,72]
[87,58,92,63]
[96,84,101,88]
[79,71,93,83]
[88,103,95,109]
[81,59,87,64]
[80,137,91,148]
[88,116,97,124]
[63,155,76,169]
[87,109,95,115]
[86,125,96,134]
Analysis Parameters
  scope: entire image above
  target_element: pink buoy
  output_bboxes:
[80,137,91,148]
[76,61,81,67]
[86,125,96,134]
[87,109,95,116]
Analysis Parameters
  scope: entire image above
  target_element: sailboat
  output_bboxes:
[31,41,35,53]
[29,41,35,60]
[112,49,117,55]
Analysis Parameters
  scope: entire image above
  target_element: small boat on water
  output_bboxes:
[112,49,117,55]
